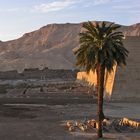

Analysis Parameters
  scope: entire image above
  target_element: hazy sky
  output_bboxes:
[0,0,140,41]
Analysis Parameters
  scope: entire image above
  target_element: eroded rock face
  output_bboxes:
[0,22,140,72]
[0,23,80,72]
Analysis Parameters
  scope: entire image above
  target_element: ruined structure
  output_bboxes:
[77,36,140,100]
[0,68,78,80]
[112,37,140,100]
[0,22,140,100]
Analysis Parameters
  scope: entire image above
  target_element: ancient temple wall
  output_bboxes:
[112,37,140,100]
[77,66,116,99]
[77,37,140,100]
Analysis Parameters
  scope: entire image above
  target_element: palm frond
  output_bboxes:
[74,21,128,73]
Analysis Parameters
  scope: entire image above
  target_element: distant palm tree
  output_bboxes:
[74,21,128,138]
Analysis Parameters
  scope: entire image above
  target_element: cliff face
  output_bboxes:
[120,23,140,36]
[0,22,140,72]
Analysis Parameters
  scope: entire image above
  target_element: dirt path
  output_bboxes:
[0,103,140,140]
[0,104,95,140]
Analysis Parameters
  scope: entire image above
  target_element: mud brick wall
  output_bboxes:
[0,68,78,80]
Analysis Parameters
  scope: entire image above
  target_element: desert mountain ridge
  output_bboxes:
[0,21,140,72]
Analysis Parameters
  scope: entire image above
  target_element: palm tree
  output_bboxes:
[74,21,128,138]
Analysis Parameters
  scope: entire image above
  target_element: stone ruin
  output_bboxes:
[77,37,140,100]
[66,117,140,133]
[0,67,78,80]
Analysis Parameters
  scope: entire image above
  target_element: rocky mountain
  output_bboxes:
[0,21,140,72]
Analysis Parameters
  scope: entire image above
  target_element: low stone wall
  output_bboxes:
[0,68,78,80]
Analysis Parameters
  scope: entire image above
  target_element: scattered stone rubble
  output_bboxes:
[4,81,90,98]
[66,117,140,133]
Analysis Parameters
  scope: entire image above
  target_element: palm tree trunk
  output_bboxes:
[97,64,105,138]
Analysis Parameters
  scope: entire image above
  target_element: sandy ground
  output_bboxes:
[0,101,140,140]
[0,82,139,139]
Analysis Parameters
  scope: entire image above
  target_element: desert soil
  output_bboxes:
[0,98,140,140]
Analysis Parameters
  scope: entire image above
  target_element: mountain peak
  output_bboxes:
[0,21,140,72]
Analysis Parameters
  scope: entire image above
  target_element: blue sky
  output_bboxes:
[0,0,140,41]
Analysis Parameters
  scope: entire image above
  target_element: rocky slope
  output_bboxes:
[0,21,140,72]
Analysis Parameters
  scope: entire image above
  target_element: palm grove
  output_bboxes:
[74,21,128,138]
